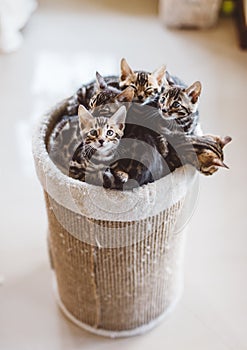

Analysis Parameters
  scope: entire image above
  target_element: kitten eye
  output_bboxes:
[172,101,181,108]
[89,129,97,137]
[106,130,114,137]
[130,84,137,91]
[89,98,96,107]
[145,87,153,92]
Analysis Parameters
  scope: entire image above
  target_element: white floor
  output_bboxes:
[1,1,247,349]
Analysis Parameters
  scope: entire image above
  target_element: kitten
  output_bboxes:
[157,80,202,135]
[69,105,128,186]
[119,58,166,102]
[67,74,120,116]
[165,133,232,176]
[49,79,133,182]
[89,72,135,113]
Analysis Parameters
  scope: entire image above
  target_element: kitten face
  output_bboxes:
[89,72,134,113]
[197,135,231,175]
[158,81,202,119]
[119,58,166,102]
[78,105,126,155]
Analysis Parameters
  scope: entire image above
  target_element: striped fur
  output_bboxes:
[157,81,202,134]
[164,133,232,176]
[68,105,128,186]
[119,58,166,102]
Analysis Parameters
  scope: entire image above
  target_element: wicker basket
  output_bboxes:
[32,99,197,338]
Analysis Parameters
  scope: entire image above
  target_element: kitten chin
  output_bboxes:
[93,143,118,156]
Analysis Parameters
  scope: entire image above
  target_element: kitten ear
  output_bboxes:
[109,106,127,130]
[212,158,229,169]
[220,136,232,149]
[116,86,135,102]
[152,65,166,86]
[165,70,175,86]
[120,58,134,80]
[96,71,107,90]
[185,81,202,104]
[78,105,94,131]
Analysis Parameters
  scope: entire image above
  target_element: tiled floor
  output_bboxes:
[1,1,247,349]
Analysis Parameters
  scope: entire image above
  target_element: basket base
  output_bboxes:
[52,273,183,338]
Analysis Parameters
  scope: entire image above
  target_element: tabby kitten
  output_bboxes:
[69,105,128,186]
[67,74,120,116]
[156,80,202,135]
[119,58,166,102]
[89,72,135,112]
[49,78,133,179]
[165,133,232,176]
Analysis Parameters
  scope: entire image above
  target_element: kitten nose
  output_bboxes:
[99,139,104,145]
[138,95,144,101]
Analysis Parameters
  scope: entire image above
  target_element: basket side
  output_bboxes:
[45,191,186,332]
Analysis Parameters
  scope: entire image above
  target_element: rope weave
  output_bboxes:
[45,192,186,332]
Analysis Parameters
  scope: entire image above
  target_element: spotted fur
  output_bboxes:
[157,80,202,134]
[89,72,135,115]
[66,75,120,116]
[165,133,232,176]
[68,105,128,185]
[49,67,231,188]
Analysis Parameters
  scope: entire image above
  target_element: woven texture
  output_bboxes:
[45,192,185,332]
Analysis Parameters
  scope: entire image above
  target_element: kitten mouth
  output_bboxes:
[162,115,176,121]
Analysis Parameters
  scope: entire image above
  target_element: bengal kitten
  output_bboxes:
[119,58,166,102]
[67,74,120,116]
[49,79,134,175]
[69,105,128,186]
[165,133,232,176]
[89,72,135,112]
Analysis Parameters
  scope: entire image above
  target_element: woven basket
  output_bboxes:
[32,99,197,338]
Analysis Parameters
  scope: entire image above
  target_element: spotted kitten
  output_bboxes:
[89,72,135,113]
[69,105,128,186]
[119,58,166,102]
[165,133,232,176]
[48,78,134,174]
[156,80,202,135]
[67,74,120,116]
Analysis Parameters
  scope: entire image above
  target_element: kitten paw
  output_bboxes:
[115,170,129,183]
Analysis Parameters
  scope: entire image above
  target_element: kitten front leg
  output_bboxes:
[114,170,129,183]
[103,168,115,189]
[103,167,129,189]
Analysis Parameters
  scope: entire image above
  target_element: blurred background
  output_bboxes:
[0,0,247,349]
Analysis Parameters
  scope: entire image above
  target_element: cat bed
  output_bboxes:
[32,98,198,337]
